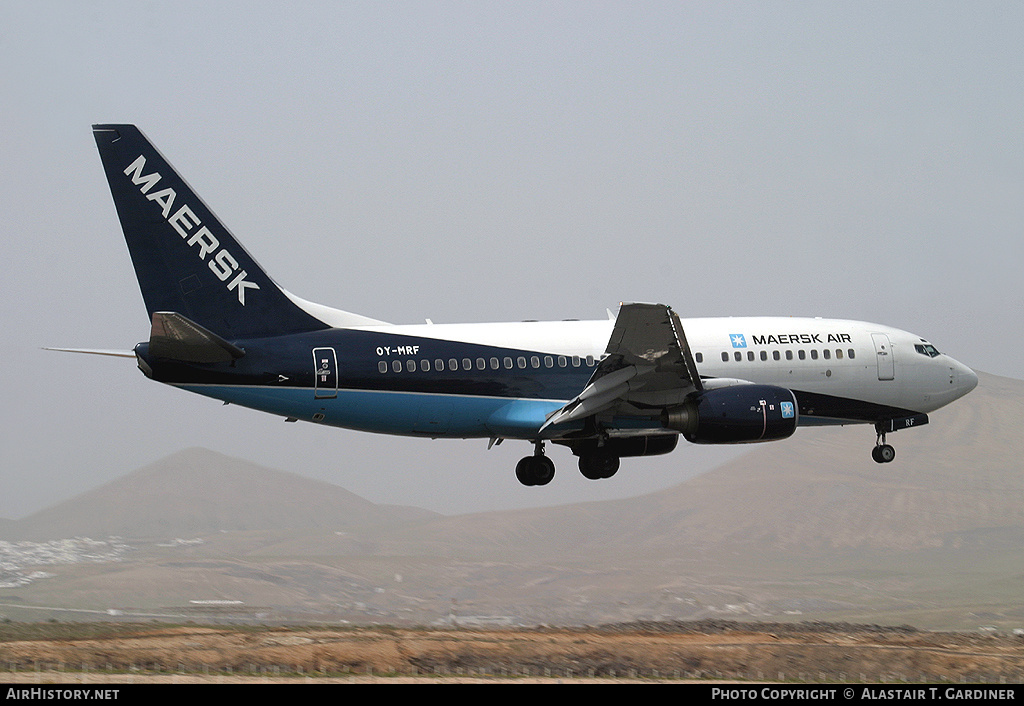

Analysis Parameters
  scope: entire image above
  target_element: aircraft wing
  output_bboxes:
[541,302,703,432]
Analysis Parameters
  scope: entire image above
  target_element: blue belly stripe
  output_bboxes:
[176,384,566,439]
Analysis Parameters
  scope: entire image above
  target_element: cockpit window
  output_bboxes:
[915,343,940,358]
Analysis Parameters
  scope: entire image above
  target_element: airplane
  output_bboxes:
[62,124,978,487]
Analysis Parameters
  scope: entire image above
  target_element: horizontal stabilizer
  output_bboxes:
[148,311,245,363]
[43,347,135,358]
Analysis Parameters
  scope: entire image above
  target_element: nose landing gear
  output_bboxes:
[871,414,929,464]
[872,430,896,464]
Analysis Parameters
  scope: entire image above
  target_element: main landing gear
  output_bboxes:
[578,450,620,480]
[515,440,624,485]
[872,430,896,464]
[515,440,556,486]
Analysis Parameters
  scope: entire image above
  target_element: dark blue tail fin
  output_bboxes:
[93,124,330,339]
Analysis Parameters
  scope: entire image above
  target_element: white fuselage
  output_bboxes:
[351,315,977,426]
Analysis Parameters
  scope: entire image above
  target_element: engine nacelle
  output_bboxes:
[662,385,798,444]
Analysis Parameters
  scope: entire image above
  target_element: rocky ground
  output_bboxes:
[0,620,1022,683]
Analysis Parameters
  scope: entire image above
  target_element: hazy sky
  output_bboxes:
[1,2,1020,520]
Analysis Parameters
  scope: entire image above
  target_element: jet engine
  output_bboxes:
[662,385,798,444]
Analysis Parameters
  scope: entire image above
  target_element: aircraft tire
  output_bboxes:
[515,457,535,486]
[871,444,896,464]
[516,455,555,486]
[879,444,896,463]
[579,452,620,480]
[533,455,555,485]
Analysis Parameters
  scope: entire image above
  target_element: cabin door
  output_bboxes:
[871,334,894,381]
[313,347,338,398]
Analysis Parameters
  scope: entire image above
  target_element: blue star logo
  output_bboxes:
[730,334,747,349]
[781,401,795,419]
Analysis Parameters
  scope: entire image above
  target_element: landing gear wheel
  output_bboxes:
[872,443,896,464]
[872,428,896,464]
[532,455,555,485]
[579,452,620,480]
[515,457,534,485]
[515,454,556,486]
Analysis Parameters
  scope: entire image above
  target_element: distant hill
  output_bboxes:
[7,374,1020,554]
[2,373,1021,629]
[623,370,1024,553]
[630,372,1024,553]
[356,372,1024,559]
[3,447,438,541]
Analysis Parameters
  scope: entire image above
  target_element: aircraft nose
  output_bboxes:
[954,361,979,397]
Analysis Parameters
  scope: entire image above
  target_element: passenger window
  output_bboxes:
[531,356,541,368]
[476,358,486,370]
[557,356,567,367]
[571,356,581,367]
[785,350,793,360]
[760,351,768,361]
[544,355,554,368]
[722,352,729,362]
[586,355,595,367]
[747,351,754,361]
[504,357,513,369]
[773,351,780,361]
[421,360,430,372]
[517,356,527,369]
[435,359,445,371]
[848,349,855,359]
[810,350,818,360]
[378,361,388,374]
[835,349,843,360]
[490,357,500,370]
[823,349,831,360]
[449,358,458,371]
[798,350,806,360]
[734,351,742,362]
[462,358,472,371]
[695,352,703,363]
[406,360,416,372]
[392,360,402,373]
